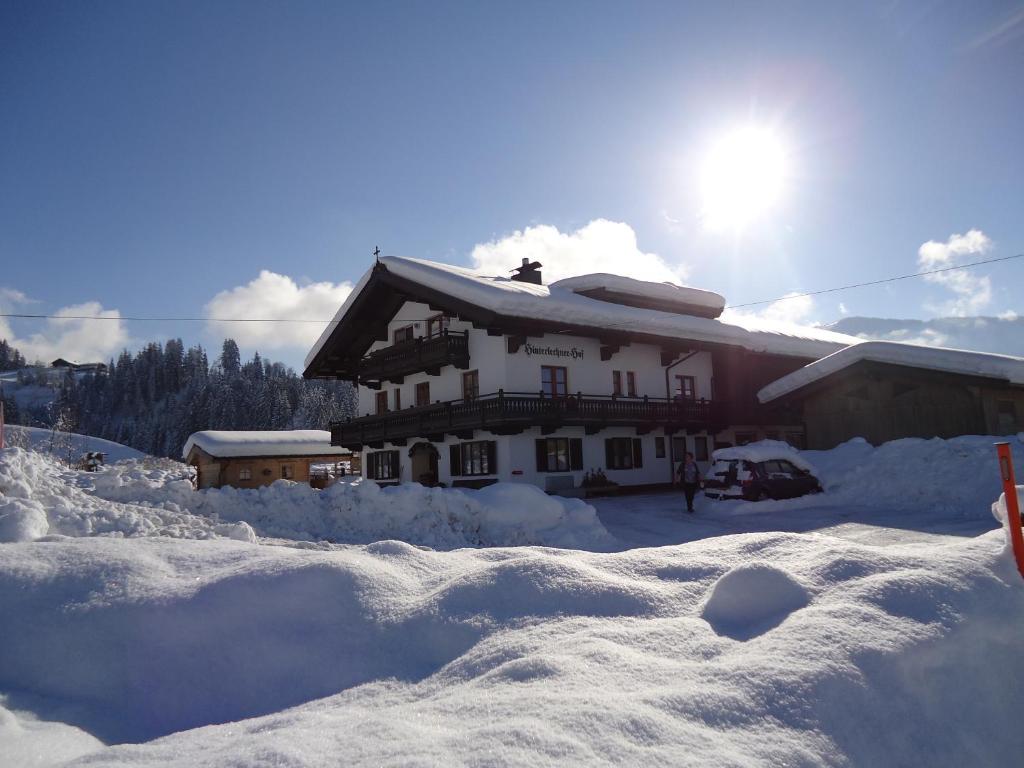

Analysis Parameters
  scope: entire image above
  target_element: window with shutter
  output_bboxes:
[451,440,496,476]
[536,437,573,472]
[605,437,640,470]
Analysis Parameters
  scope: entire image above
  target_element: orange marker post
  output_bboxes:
[996,442,1024,580]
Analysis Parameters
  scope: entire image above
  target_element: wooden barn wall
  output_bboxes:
[798,364,1024,449]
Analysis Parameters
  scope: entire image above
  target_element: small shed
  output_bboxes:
[182,430,358,489]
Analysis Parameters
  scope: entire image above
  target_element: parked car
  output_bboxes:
[704,452,823,501]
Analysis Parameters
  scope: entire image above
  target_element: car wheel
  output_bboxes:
[756,489,770,502]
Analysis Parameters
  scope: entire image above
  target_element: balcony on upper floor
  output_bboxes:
[331,390,725,449]
[358,330,470,385]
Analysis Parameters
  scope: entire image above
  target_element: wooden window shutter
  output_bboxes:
[449,444,461,477]
[632,439,643,469]
[486,441,497,473]
[389,450,400,479]
[535,439,547,472]
[570,438,583,471]
[604,439,614,469]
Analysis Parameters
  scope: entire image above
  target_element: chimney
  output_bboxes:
[511,257,543,285]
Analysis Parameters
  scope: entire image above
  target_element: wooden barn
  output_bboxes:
[182,430,357,489]
[757,342,1024,449]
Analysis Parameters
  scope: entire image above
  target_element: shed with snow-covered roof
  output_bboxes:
[182,430,357,489]
[757,341,1024,449]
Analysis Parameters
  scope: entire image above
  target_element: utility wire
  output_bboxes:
[724,252,1023,309]
[1,252,1020,323]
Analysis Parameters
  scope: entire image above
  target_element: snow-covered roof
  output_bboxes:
[305,256,862,370]
[550,273,726,316]
[758,340,1024,403]
[182,430,350,460]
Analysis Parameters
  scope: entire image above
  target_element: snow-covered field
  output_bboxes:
[1,434,1023,766]
[3,425,147,463]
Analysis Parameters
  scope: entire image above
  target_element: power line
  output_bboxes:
[724,252,1023,309]
[1,251,1020,323]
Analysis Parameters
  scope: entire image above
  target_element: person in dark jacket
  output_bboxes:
[677,452,702,514]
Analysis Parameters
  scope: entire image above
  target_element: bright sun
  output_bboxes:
[700,126,788,232]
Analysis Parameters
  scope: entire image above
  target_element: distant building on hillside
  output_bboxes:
[51,359,108,376]
[182,430,358,489]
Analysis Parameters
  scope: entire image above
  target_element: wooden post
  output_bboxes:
[996,442,1024,580]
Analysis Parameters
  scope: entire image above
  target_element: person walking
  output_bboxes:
[677,452,702,514]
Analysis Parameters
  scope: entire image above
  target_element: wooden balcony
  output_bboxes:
[358,330,470,385]
[331,391,724,449]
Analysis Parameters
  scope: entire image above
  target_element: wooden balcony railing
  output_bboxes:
[359,330,470,384]
[331,391,723,449]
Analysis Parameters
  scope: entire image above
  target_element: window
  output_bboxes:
[675,375,696,400]
[605,437,643,470]
[693,436,709,462]
[626,371,637,397]
[672,436,687,460]
[238,467,252,481]
[735,431,758,446]
[462,370,479,401]
[426,314,450,338]
[612,370,622,396]
[367,450,400,480]
[393,388,402,411]
[541,366,568,397]
[281,464,294,479]
[450,441,496,476]
[375,391,388,414]
[393,325,414,344]
[535,437,583,472]
[415,381,431,407]
[655,436,666,458]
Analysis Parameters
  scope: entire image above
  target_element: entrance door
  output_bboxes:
[410,443,439,486]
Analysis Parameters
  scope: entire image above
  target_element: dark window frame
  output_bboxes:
[675,375,696,400]
[426,314,450,338]
[462,370,480,401]
[626,371,637,397]
[693,435,709,462]
[655,436,666,458]
[605,437,643,470]
[393,325,415,344]
[535,437,583,472]
[415,381,431,407]
[450,440,497,477]
[612,370,622,396]
[375,391,389,414]
[541,365,569,397]
[367,450,400,480]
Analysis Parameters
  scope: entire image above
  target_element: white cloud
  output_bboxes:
[470,219,687,284]
[0,295,128,365]
[204,271,353,352]
[722,292,817,328]
[998,309,1019,321]
[917,229,993,316]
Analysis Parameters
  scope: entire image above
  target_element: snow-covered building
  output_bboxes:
[757,341,1024,448]
[303,256,860,491]
[182,430,355,489]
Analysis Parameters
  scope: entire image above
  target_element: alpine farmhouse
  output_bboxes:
[303,256,861,491]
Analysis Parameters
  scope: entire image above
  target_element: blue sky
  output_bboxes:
[1,0,1022,368]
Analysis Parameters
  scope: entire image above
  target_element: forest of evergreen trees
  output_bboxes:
[0,338,355,459]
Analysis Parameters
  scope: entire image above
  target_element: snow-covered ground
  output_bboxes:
[3,425,147,463]
[1,434,1023,766]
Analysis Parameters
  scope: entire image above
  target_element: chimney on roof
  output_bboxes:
[511,257,543,285]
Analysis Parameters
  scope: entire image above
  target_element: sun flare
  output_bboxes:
[700,126,789,232]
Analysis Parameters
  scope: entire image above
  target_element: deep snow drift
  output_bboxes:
[0,447,613,550]
[1,434,1023,766]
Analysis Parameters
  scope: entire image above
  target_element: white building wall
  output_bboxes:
[354,302,720,491]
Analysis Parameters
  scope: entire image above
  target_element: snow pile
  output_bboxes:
[805,434,1024,516]
[90,460,613,550]
[0,448,613,550]
[181,429,349,459]
[0,448,228,543]
[991,485,1024,537]
[700,562,810,639]
[1,528,1022,765]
